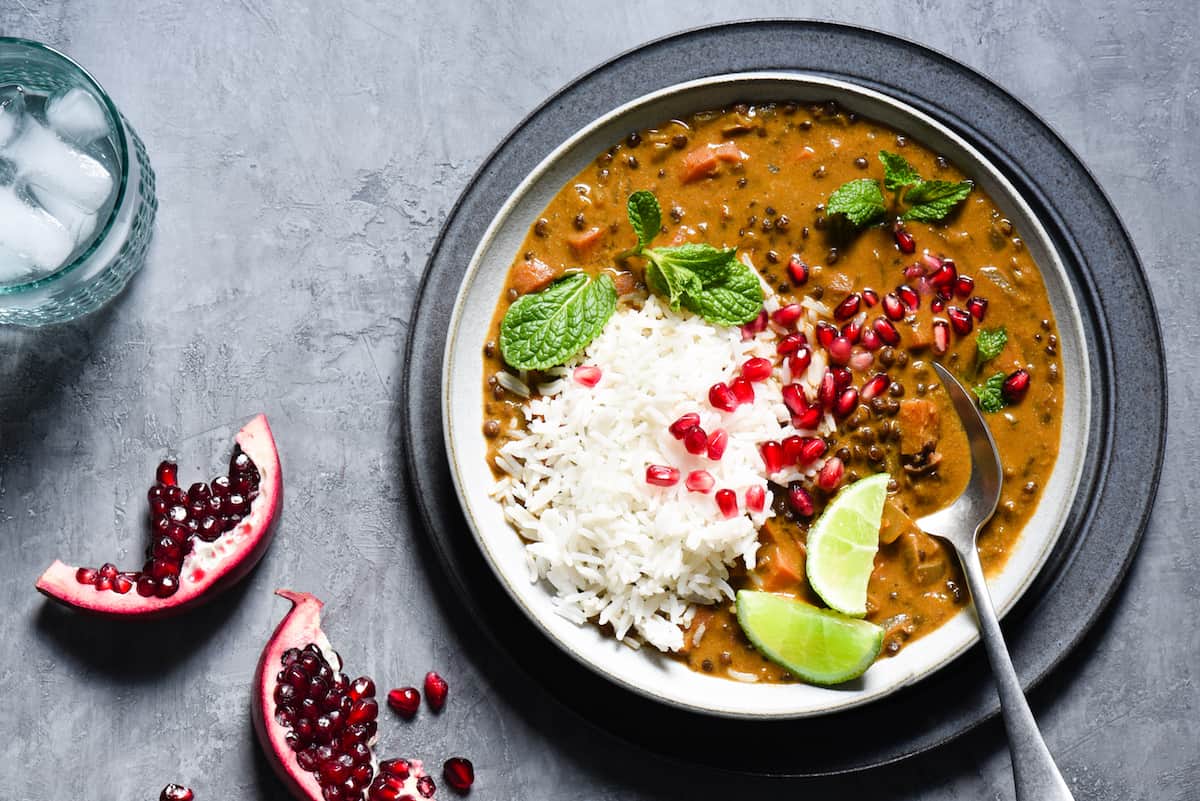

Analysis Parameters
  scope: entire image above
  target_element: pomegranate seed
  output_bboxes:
[873,317,900,345]
[832,367,852,389]
[706,429,729,460]
[417,775,437,798]
[772,303,803,329]
[160,785,194,801]
[669,413,701,439]
[894,226,916,254]
[349,676,376,701]
[862,289,879,307]
[882,293,905,320]
[897,285,919,311]
[949,306,973,335]
[955,275,975,298]
[444,757,475,793]
[346,697,379,726]
[424,672,448,712]
[777,332,806,355]
[787,483,814,517]
[930,261,957,289]
[931,297,945,313]
[686,470,715,493]
[834,388,859,418]
[816,321,837,348]
[841,317,862,345]
[760,441,784,474]
[645,465,681,487]
[967,296,988,321]
[156,461,178,487]
[1002,370,1031,403]
[572,365,601,387]
[781,384,808,415]
[933,320,951,354]
[861,373,890,400]
[827,336,852,365]
[112,574,133,594]
[921,251,943,272]
[386,687,420,719]
[683,426,708,455]
[788,346,812,375]
[834,294,861,320]
[818,370,836,408]
[730,377,755,405]
[793,405,822,430]
[782,435,805,464]
[715,488,739,519]
[76,567,97,584]
[745,485,766,513]
[818,457,845,491]
[904,263,926,281]
[709,382,738,411]
[849,349,874,373]
[799,437,827,465]
[741,357,772,382]
[787,256,809,285]
[861,328,881,350]
[741,308,769,340]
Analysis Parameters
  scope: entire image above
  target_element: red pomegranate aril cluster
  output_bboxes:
[274,644,379,801]
[371,759,430,801]
[74,447,261,597]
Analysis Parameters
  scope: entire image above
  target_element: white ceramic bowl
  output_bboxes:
[442,73,1090,718]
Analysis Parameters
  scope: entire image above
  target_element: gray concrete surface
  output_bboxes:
[0,2,1195,800]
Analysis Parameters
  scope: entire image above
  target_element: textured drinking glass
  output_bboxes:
[0,38,156,326]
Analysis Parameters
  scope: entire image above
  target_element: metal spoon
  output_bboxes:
[916,362,1074,801]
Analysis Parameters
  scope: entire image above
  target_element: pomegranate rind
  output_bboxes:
[34,414,282,618]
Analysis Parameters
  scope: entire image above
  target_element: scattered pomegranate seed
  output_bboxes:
[787,256,809,285]
[954,275,974,298]
[75,567,97,584]
[873,317,901,346]
[834,388,859,418]
[793,405,822,430]
[160,784,194,801]
[381,759,412,780]
[781,384,807,416]
[156,461,178,487]
[760,440,784,474]
[882,293,905,321]
[686,470,715,493]
[903,263,926,281]
[921,251,943,272]
[715,489,739,519]
[645,465,680,487]
[745,485,766,514]
[932,320,951,354]
[683,426,708,455]
[424,672,448,712]
[788,483,814,517]
[741,308,769,340]
[777,332,806,355]
[1002,370,1031,403]
[894,225,916,254]
[841,318,863,345]
[827,336,852,365]
[834,294,861,320]
[818,370,836,408]
[417,774,437,798]
[861,372,891,401]
[788,346,812,374]
[730,377,755,405]
[772,303,803,329]
[706,429,728,460]
[573,365,601,387]
[816,321,837,348]
[896,285,919,311]
[782,435,804,464]
[741,357,772,382]
[387,687,421,719]
[931,298,945,315]
[860,327,882,350]
[799,437,827,465]
[832,367,852,389]
[669,413,701,440]
[967,296,988,321]
[709,383,739,412]
[443,757,475,793]
[818,457,845,491]
[849,349,874,373]
[930,261,958,291]
[861,290,881,310]
[948,306,973,335]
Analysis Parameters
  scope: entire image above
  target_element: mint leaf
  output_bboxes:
[654,257,703,310]
[902,180,973,221]
[627,190,661,249]
[648,243,737,284]
[499,273,617,370]
[682,260,763,326]
[972,372,1008,413]
[826,178,886,227]
[879,150,921,192]
[975,326,1008,367]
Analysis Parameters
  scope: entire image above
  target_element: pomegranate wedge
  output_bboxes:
[254,591,434,801]
[35,414,282,618]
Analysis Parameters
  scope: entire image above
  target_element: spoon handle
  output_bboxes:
[955,543,1075,801]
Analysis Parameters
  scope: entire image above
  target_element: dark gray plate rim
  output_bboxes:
[400,19,1165,776]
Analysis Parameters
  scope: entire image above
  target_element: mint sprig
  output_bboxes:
[972,372,1008,414]
[499,272,617,370]
[622,190,763,326]
[974,326,1008,371]
[826,150,973,228]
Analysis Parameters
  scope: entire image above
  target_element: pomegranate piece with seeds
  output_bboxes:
[254,591,435,801]
[36,414,281,618]
[424,672,448,713]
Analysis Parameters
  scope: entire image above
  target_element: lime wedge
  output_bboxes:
[805,473,890,617]
[736,590,884,684]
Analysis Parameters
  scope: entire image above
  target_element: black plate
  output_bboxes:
[400,21,1165,775]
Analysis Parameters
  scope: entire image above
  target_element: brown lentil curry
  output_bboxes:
[481,101,1062,684]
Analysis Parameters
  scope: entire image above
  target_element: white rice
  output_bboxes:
[491,294,830,652]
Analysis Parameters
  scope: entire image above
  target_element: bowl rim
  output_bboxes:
[440,70,1090,719]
